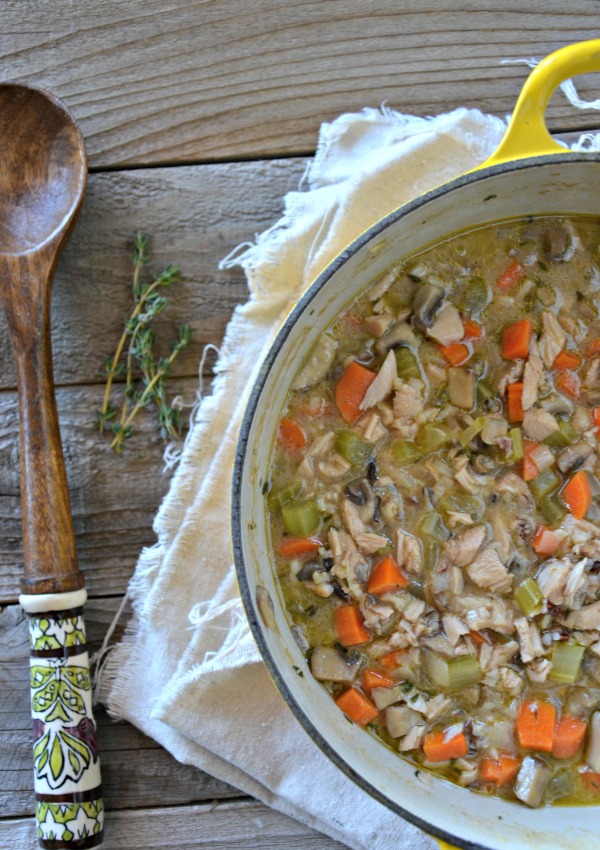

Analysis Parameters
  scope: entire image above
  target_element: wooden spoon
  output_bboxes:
[0,84,104,848]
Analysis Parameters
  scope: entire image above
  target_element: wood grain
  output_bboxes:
[0,800,347,850]
[0,84,88,594]
[0,380,199,602]
[0,158,305,601]
[0,158,307,391]
[3,7,600,846]
[1,1,599,168]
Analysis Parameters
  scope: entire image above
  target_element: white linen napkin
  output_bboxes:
[103,100,600,849]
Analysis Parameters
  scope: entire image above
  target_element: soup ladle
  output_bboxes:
[0,83,103,848]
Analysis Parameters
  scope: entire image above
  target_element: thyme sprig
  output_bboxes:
[97,232,192,453]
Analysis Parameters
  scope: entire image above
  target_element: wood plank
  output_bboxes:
[0,378,198,601]
[0,600,240,819]
[0,158,307,391]
[1,0,600,168]
[0,799,347,850]
[0,157,306,600]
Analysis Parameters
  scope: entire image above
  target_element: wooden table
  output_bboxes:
[1,3,600,847]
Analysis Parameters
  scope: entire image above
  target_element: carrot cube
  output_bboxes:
[516,699,556,752]
[335,687,378,727]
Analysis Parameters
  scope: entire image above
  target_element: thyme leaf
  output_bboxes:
[96,232,192,453]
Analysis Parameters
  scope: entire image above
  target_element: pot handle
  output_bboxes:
[479,38,600,169]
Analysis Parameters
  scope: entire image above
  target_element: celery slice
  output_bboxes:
[395,348,421,380]
[529,468,560,501]
[459,417,485,448]
[418,511,448,542]
[424,650,450,689]
[477,379,495,403]
[416,422,450,454]
[270,479,303,509]
[514,577,543,617]
[545,420,578,449]
[447,655,481,691]
[438,491,482,518]
[460,277,489,313]
[509,427,524,461]
[549,643,585,684]
[425,650,481,691]
[423,540,439,571]
[281,499,320,537]
[335,430,371,468]
[392,439,421,465]
[540,492,567,526]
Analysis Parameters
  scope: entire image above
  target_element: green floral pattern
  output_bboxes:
[30,613,86,651]
[36,799,104,842]
[27,609,103,846]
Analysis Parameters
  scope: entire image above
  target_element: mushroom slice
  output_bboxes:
[586,711,600,772]
[375,321,417,354]
[557,441,593,473]
[412,282,445,330]
[514,757,551,808]
[386,705,422,738]
[448,368,474,410]
[543,220,578,263]
[310,646,361,683]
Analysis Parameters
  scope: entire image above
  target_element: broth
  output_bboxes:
[267,216,600,807]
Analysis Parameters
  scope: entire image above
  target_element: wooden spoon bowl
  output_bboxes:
[0,83,86,595]
[0,84,86,255]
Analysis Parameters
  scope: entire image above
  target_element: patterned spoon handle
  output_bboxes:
[20,588,104,848]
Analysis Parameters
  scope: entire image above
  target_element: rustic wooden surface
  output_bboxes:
[1,3,600,848]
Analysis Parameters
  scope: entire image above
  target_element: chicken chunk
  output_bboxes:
[442,614,470,646]
[444,525,487,568]
[523,408,560,441]
[452,593,515,635]
[522,341,544,410]
[427,304,464,345]
[497,360,524,395]
[526,658,553,683]
[354,532,389,554]
[399,724,427,751]
[536,557,572,605]
[496,472,534,506]
[515,617,545,663]
[564,600,600,631]
[393,379,425,419]
[360,350,397,410]
[341,498,367,538]
[466,547,513,594]
[397,529,422,574]
[538,310,567,369]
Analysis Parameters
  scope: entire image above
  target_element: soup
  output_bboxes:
[266,216,600,808]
